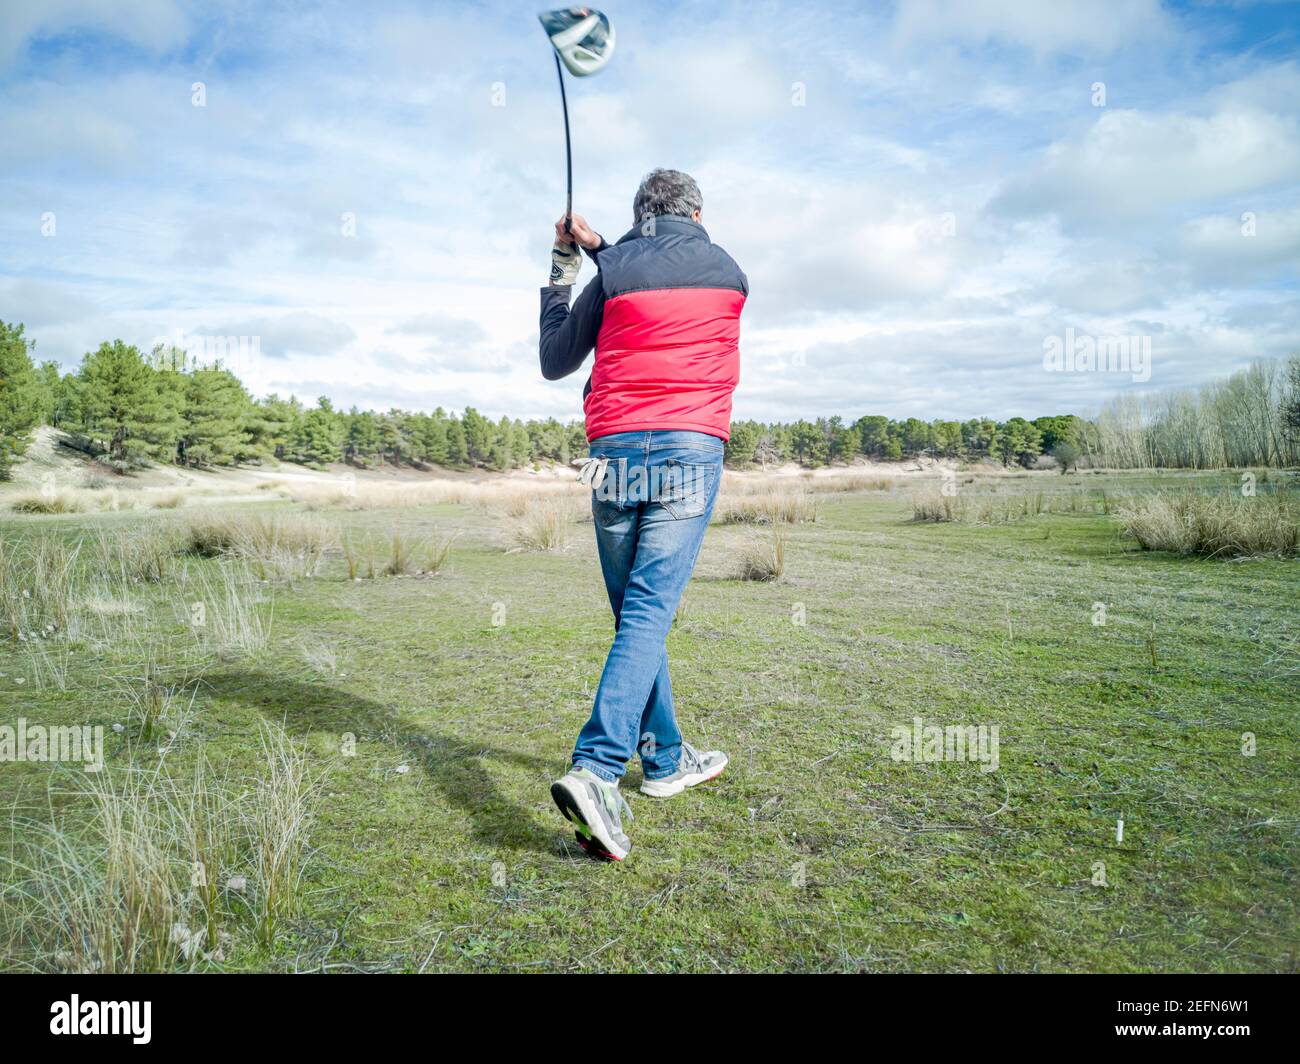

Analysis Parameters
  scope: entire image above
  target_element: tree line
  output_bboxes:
[0,322,1296,479]
[722,413,1100,470]
[0,324,587,477]
[1094,356,1300,469]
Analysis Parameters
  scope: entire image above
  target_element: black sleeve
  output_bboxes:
[539,274,605,381]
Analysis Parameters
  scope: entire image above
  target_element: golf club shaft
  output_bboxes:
[554,51,572,234]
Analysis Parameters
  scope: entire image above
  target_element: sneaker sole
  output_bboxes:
[639,757,728,798]
[550,779,628,861]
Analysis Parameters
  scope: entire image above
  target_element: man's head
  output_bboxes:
[633,168,702,224]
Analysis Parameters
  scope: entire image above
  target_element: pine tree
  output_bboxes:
[151,355,188,464]
[460,406,494,466]
[181,366,251,466]
[724,421,761,465]
[249,394,301,459]
[69,340,176,468]
[378,410,409,465]
[33,360,67,425]
[0,321,43,479]
[418,408,450,465]
[291,397,343,466]
[344,407,379,466]
[446,417,469,466]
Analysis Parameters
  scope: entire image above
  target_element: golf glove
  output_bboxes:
[550,239,582,286]
[577,456,609,490]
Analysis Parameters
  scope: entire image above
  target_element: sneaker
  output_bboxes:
[551,768,633,861]
[639,741,728,798]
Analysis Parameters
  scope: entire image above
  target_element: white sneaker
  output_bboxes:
[551,768,633,860]
[639,741,728,798]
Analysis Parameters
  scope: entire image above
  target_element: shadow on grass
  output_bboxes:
[203,670,574,859]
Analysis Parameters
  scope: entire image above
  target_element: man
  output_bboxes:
[539,168,748,861]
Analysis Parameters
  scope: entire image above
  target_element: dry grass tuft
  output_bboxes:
[0,728,321,972]
[910,487,964,523]
[716,489,819,525]
[0,534,81,640]
[508,499,576,552]
[9,491,86,514]
[183,512,336,580]
[736,529,787,581]
[246,723,319,947]
[1119,491,1299,558]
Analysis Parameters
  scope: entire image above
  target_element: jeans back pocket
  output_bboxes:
[656,457,717,519]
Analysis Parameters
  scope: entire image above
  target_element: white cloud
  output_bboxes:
[892,0,1174,56]
[1176,207,1300,285]
[207,311,357,360]
[0,278,99,328]
[993,103,1300,228]
[0,0,188,69]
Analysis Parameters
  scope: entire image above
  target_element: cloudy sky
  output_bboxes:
[1,0,1298,424]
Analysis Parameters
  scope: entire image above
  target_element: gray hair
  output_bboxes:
[633,168,702,222]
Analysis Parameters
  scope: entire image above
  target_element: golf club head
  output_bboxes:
[538,7,615,77]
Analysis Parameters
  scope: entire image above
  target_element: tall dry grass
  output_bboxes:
[0,533,81,640]
[910,485,1111,524]
[0,727,322,972]
[910,486,964,523]
[339,530,456,578]
[736,529,787,581]
[287,477,581,513]
[800,470,894,493]
[3,768,199,972]
[184,512,336,581]
[93,524,182,585]
[722,470,894,497]
[22,640,75,691]
[507,498,577,551]
[716,489,820,525]
[111,644,203,744]
[8,491,86,514]
[183,563,273,654]
[246,722,319,947]
[1119,491,1299,558]
[7,484,223,516]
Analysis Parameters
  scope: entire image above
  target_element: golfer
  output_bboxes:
[538,169,748,860]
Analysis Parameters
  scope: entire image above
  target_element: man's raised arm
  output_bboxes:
[539,212,608,381]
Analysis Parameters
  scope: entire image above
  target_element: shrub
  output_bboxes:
[1052,441,1081,474]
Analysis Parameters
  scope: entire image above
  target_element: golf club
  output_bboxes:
[537,7,616,233]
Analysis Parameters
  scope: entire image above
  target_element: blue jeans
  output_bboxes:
[571,430,724,783]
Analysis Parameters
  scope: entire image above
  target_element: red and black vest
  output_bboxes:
[584,216,747,442]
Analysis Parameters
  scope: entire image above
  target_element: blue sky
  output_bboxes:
[1,0,1297,424]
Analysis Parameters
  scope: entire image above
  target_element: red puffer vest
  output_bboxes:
[584,216,747,442]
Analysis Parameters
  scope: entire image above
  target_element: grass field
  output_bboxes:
[1,469,1296,972]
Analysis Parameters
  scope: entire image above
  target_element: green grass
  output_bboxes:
[0,473,1296,972]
